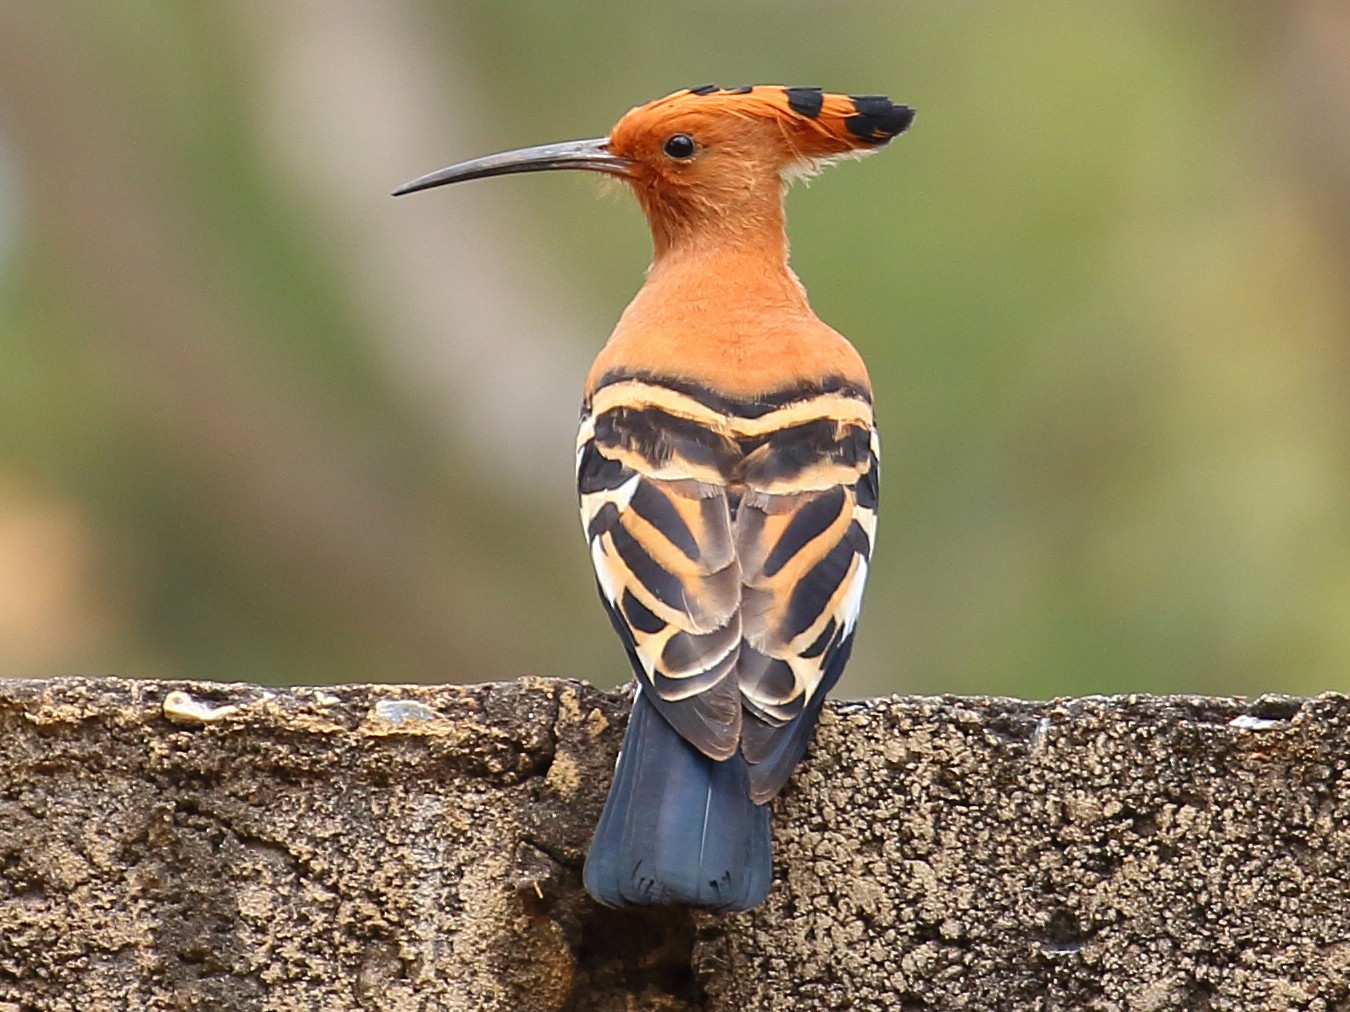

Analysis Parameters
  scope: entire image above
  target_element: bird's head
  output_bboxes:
[395,85,913,252]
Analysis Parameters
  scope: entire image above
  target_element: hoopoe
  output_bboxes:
[395,85,912,911]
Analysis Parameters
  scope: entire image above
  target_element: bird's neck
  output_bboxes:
[635,202,809,322]
[585,205,870,402]
[646,195,790,265]
[615,229,814,357]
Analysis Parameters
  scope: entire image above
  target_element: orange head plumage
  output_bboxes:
[606,86,912,246]
[394,85,912,254]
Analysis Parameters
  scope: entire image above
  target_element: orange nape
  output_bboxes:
[394,84,911,911]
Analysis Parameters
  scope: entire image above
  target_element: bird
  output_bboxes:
[394,85,912,912]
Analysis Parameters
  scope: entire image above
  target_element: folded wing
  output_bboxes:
[735,416,879,801]
[578,382,745,758]
[579,373,878,794]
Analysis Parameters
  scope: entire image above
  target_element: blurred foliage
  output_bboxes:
[0,2,1347,700]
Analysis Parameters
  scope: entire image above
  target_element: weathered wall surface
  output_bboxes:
[0,678,1347,1011]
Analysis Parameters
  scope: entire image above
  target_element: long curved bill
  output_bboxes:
[392,137,633,196]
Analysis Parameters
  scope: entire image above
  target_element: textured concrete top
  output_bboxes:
[0,678,1347,1011]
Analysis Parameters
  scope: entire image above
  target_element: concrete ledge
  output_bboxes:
[0,678,1347,1010]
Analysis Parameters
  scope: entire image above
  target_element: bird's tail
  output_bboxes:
[583,689,772,912]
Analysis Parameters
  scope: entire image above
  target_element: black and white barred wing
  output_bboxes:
[578,377,879,797]
[733,396,879,802]
[577,384,746,760]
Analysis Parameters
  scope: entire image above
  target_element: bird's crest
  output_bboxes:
[612,85,914,169]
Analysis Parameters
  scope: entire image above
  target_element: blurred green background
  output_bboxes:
[0,3,1347,700]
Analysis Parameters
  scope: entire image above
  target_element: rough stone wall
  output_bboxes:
[0,678,1347,1011]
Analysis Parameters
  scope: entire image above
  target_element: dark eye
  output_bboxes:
[662,133,696,159]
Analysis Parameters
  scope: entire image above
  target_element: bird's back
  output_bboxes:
[578,270,879,803]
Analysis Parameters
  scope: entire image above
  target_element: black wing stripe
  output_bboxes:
[654,641,740,700]
[608,522,689,613]
[761,487,847,578]
[782,538,856,640]
[586,500,621,543]
[595,406,739,476]
[578,440,634,493]
[627,480,701,562]
[856,456,879,511]
[799,617,836,659]
[621,588,666,635]
[661,623,740,676]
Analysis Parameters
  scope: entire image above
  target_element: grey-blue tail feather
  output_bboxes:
[583,690,772,912]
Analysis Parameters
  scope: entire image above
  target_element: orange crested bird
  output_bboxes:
[394,85,912,911]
